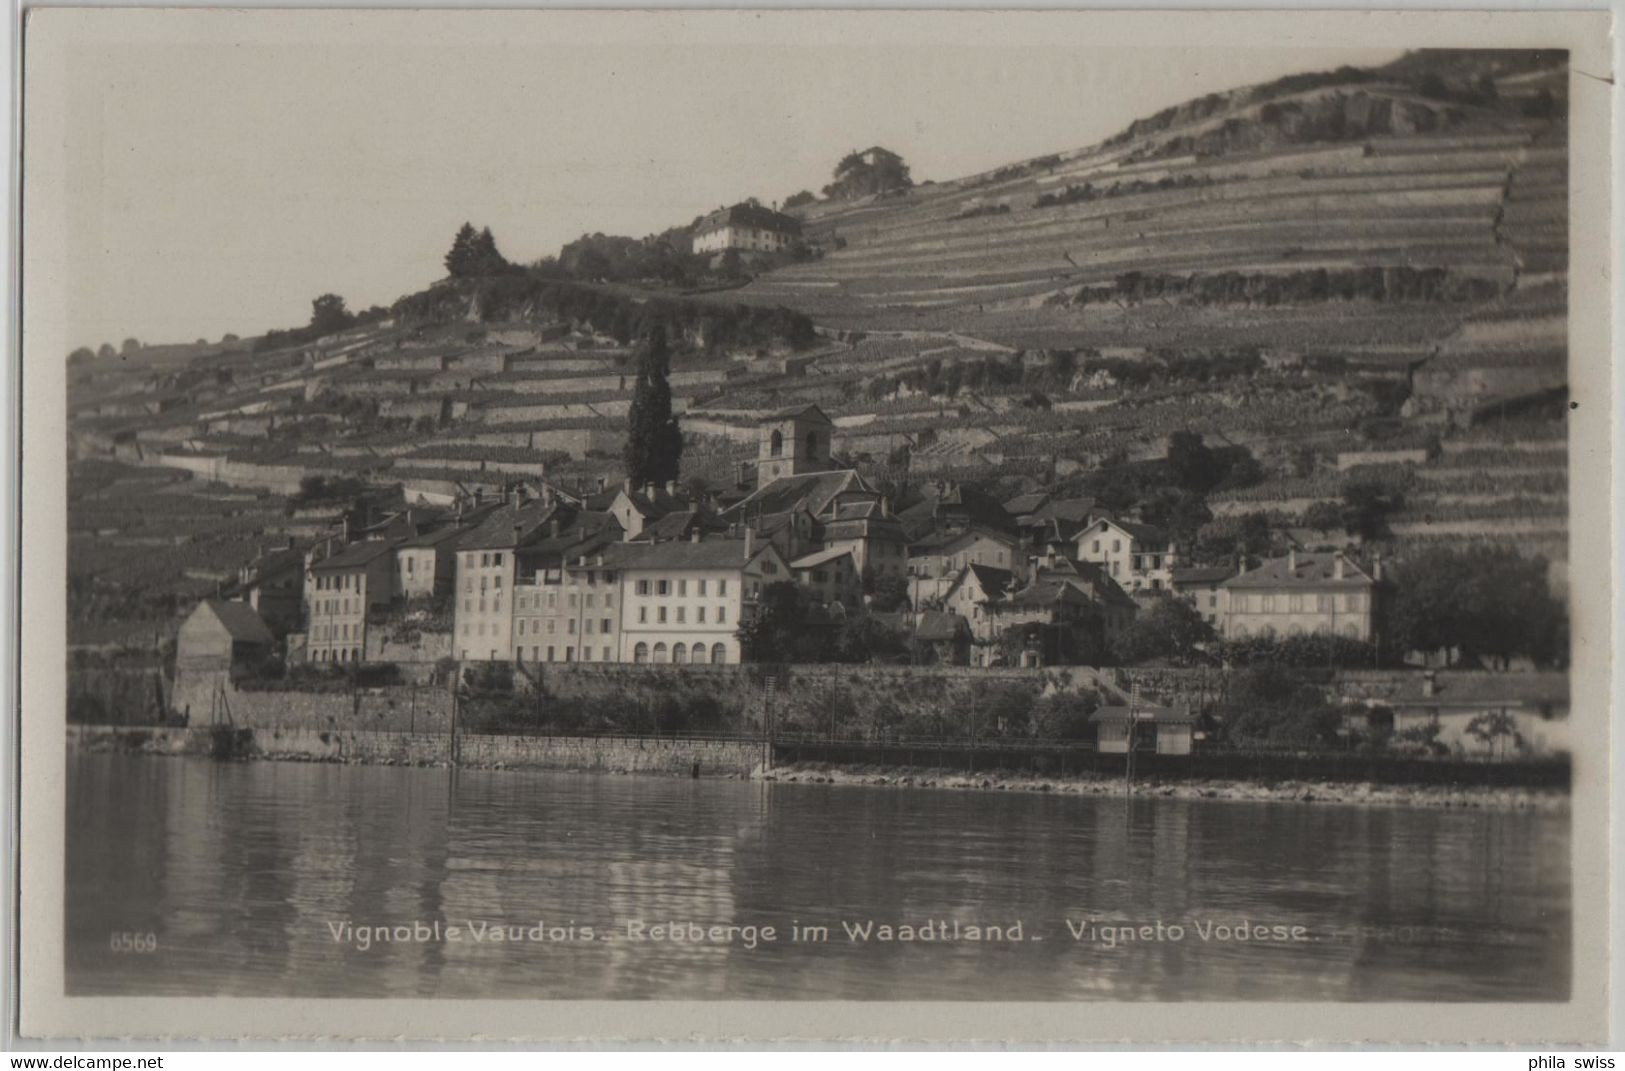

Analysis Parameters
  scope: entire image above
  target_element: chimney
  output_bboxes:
[510,487,522,509]
[1287,548,1296,574]
[623,477,633,494]
[1372,554,1384,582]
[1422,669,1437,698]
[745,527,755,558]
[549,519,559,538]
[691,529,702,543]
[597,475,607,493]
[644,483,656,499]
[512,523,523,546]
[1334,555,1345,580]
[596,554,604,566]
[667,479,679,497]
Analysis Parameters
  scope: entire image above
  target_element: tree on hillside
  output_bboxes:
[221,333,240,344]
[310,293,353,336]
[1167,431,1225,494]
[444,222,512,279]
[1109,591,1215,665]
[1339,479,1405,542]
[783,190,816,209]
[1383,546,1566,668]
[96,343,116,360]
[822,147,913,201]
[120,338,142,354]
[68,347,95,364]
[623,325,683,487]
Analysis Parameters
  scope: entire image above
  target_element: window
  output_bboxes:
[657,607,667,624]
[698,580,707,596]
[769,429,783,457]
[717,606,726,624]
[678,580,687,596]
[586,593,596,609]
[697,607,706,623]
[711,642,727,664]
[494,576,502,590]
[676,607,685,623]
[634,642,648,663]
[718,580,728,596]
[762,561,778,575]
[657,579,670,596]
[638,607,647,623]
[601,618,611,633]
[1112,540,1121,553]
[635,580,649,596]
[602,646,612,662]
[481,553,490,567]
[672,643,688,664]
[584,620,594,635]
[653,642,668,664]
[547,620,556,634]
[567,620,576,635]
[581,646,592,662]
[568,593,577,609]
[493,553,503,566]
[547,646,556,662]
[605,593,614,608]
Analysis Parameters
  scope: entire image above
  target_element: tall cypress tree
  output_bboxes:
[624,325,683,487]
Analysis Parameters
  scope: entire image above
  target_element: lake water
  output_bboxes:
[67,753,1570,1001]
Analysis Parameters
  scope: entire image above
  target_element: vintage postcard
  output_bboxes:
[15,7,1614,1044]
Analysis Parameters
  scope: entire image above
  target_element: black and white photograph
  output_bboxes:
[15,7,1613,1044]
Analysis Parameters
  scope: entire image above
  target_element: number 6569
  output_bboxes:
[109,932,158,953]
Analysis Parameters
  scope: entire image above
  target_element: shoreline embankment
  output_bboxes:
[68,725,1568,813]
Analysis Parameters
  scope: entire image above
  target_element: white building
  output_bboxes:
[692,202,803,255]
[614,535,789,665]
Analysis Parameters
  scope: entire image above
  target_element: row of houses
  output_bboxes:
[215,403,1386,676]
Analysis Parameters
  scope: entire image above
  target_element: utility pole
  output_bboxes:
[1124,679,1140,799]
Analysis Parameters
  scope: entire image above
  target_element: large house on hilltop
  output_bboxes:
[1219,550,1385,642]
[692,202,803,255]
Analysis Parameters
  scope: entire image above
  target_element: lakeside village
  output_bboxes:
[155,328,1570,768]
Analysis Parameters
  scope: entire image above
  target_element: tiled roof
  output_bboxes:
[1171,565,1236,585]
[1090,703,1194,725]
[1082,517,1168,546]
[1387,672,1568,709]
[1223,552,1376,590]
[957,563,1014,601]
[1002,492,1049,515]
[915,610,969,642]
[696,202,803,237]
[612,537,773,572]
[311,539,399,572]
[790,546,857,570]
[198,599,275,645]
[726,469,868,520]
[759,403,832,425]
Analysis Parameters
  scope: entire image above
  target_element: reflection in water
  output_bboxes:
[67,754,1569,1001]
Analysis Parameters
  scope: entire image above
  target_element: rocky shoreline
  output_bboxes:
[755,761,1569,813]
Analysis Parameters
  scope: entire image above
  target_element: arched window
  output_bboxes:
[653,642,669,664]
[711,642,727,664]
[806,430,819,459]
[672,642,688,664]
[633,642,649,664]
[769,429,783,457]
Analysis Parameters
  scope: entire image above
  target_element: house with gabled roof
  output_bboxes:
[789,546,863,611]
[693,201,803,256]
[1075,516,1178,593]
[1219,550,1385,642]
[942,563,1014,643]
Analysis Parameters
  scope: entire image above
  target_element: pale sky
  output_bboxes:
[36,13,1399,349]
